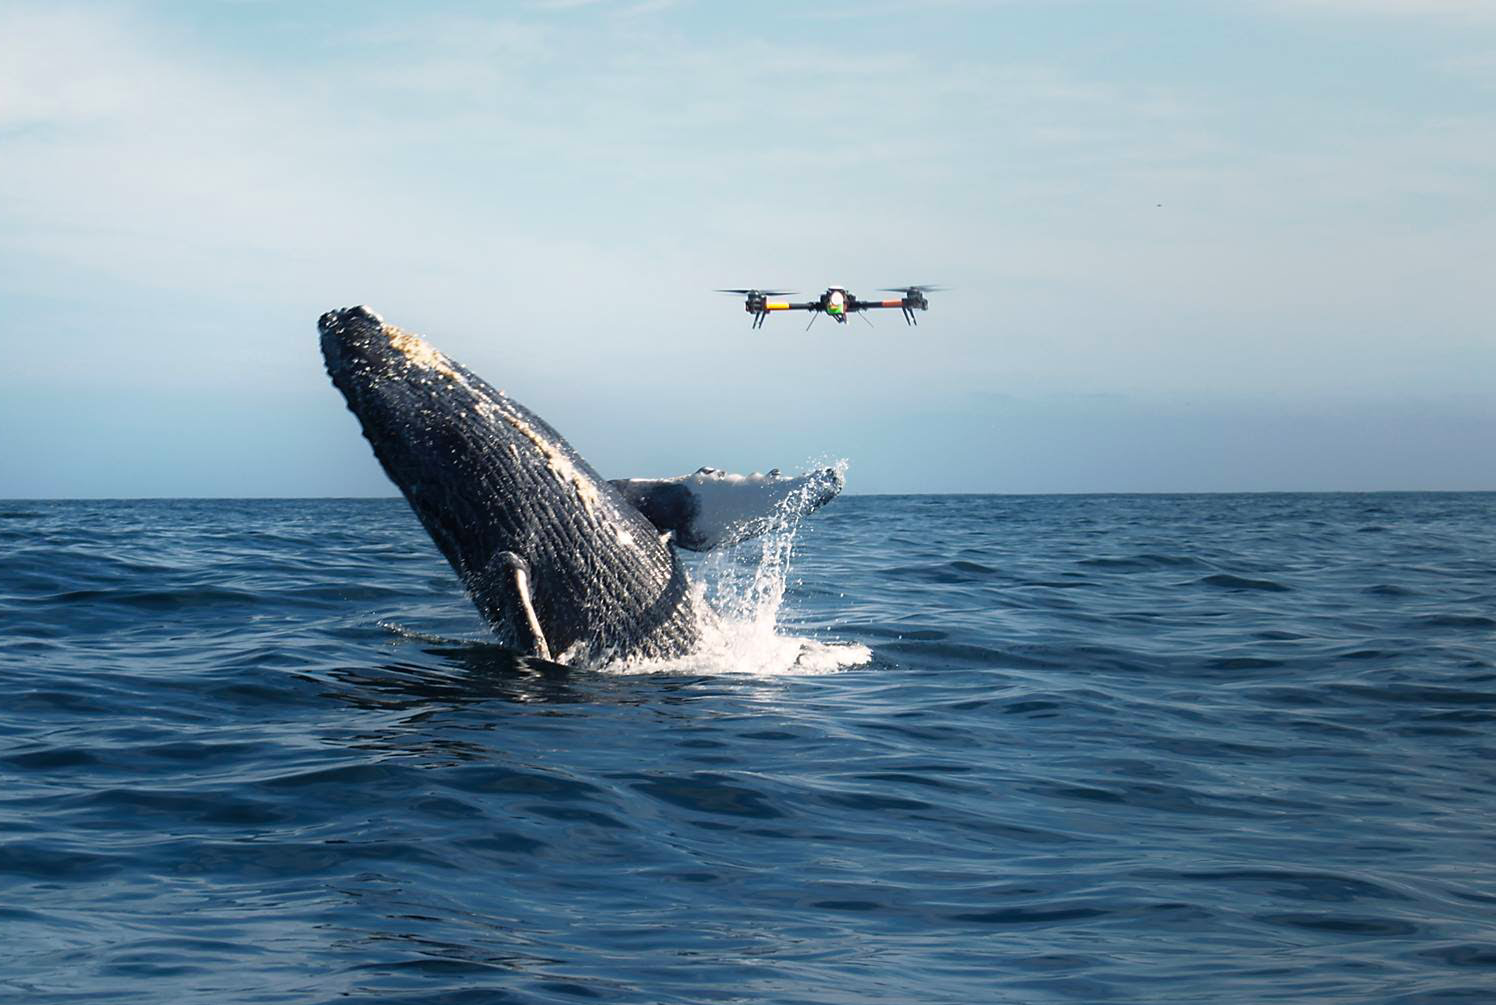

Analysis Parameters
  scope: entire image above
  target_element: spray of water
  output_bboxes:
[612,460,869,677]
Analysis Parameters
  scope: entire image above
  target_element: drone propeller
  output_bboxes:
[879,284,948,293]
[716,288,797,297]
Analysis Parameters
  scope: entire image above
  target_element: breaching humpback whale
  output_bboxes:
[319,306,841,666]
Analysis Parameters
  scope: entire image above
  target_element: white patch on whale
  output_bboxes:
[380,316,609,523]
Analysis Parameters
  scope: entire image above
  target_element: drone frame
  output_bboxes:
[717,285,945,329]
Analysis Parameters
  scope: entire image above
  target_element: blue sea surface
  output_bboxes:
[1,494,1494,1003]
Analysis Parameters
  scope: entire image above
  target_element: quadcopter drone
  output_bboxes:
[717,285,945,329]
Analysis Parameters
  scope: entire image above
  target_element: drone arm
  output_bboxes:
[849,297,925,326]
[745,299,819,328]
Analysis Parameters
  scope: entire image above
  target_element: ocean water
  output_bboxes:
[1,493,1493,1004]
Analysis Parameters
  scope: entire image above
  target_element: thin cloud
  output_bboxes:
[1269,0,1496,16]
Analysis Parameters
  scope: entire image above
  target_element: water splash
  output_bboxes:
[614,460,869,677]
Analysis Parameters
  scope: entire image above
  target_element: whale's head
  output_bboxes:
[319,306,697,663]
[319,305,495,568]
[319,305,462,418]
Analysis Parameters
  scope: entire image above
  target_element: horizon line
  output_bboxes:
[4,489,1495,503]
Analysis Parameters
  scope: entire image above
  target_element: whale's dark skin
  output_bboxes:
[320,306,700,665]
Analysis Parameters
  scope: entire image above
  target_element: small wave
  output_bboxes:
[1413,613,1496,629]
[1329,683,1496,706]
[1155,867,1410,904]
[1417,943,1496,968]
[1198,573,1291,592]
[21,586,263,609]
[1205,656,1284,670]
[1079,553,1207,571]
[1256,911,1420,937]
[880,640,1059,669]
[946,900,1117,926]
[950,559,999,574]
[880,561,1005,584]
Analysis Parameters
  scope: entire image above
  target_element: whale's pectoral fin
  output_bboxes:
[610,466,844,552]
[473,551,553,661]
[608,480,699,547]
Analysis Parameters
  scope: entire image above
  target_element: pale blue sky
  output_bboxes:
[2,0,1493,496]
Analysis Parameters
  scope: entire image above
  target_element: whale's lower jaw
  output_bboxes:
[319,305,700,666]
